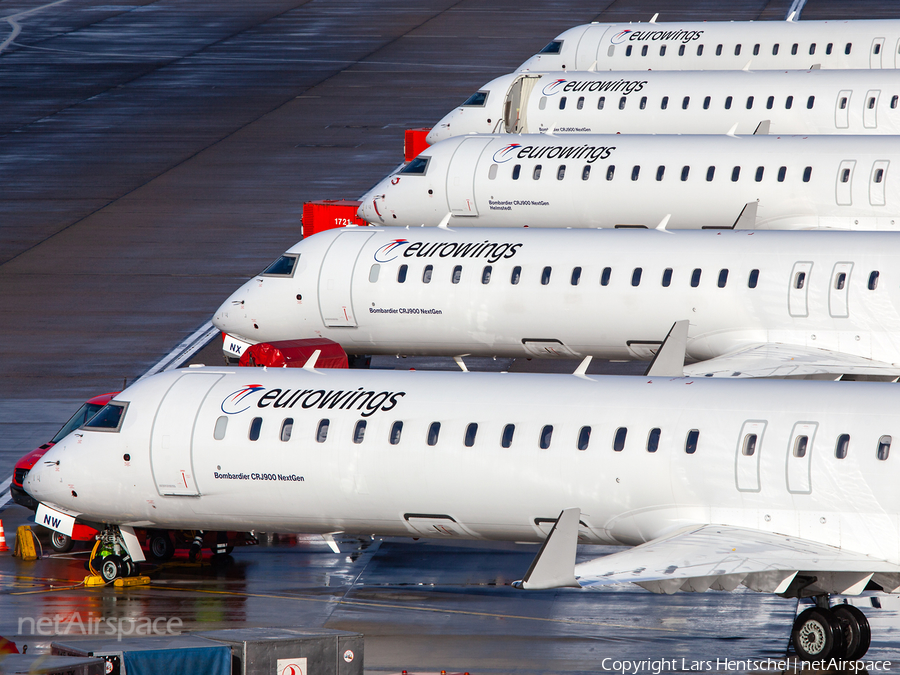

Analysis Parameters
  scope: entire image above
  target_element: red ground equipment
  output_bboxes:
[301,200,368,236]
[404,128,431,161]
[238,338,349,369]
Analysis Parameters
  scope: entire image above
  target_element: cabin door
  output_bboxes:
[870,38,885,69]
[446,137,493,216]
[504,75,538,133]
[828,262,853,318]
[788,261,813,318]
[834,90,851,129]
[317,230,375,327]
[150,373,223,497]
[864,90,880,128]
[735,420,766,492]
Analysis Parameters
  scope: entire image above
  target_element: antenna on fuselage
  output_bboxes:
[437,212,452,229]
[655,214,672,231]
[302,350,321,370]
[649,13,658,23]
[573,355,592,378]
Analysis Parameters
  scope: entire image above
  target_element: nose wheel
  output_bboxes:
[791,599,871,661]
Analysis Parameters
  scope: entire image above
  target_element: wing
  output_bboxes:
[683,343,900,380]
[515,511,900,597]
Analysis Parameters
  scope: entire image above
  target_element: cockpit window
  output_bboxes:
[51,402,107,443]
[261,254,298,278]
[462,91,488,107]
[399,157,429,175]
[539,40,563,55]
[83,402,127,432]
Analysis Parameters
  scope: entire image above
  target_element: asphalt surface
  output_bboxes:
[4,0,900,672]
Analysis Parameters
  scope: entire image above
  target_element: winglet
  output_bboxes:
[437,212,452,229]
[513,508,581,590]
[303,349,321,370]
[573,355,592,377]
[644,320,689,377]
[726,122,739,137]
[655,214,671,231]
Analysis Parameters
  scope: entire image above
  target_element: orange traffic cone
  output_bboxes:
[0,521,9,553]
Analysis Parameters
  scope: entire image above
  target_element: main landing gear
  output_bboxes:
[791,595,871,661]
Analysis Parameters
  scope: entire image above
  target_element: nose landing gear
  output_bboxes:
[91,526,140,582]
[791,595,871,661]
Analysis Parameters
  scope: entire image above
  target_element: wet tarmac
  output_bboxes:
[4,0,900,672]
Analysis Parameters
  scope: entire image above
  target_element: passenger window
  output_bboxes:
[795,271,806,289]
[559,96,567,110]
[746,96,754,109]
[845,42,852,55]
[423,265,433,283]
[731,166,741,182]
[641,45,648,57]
[791,43,798,55]
[892,96,898,109]
[427,422,441,446]
[753,44,760,56]
[715,44,722,56]
[316,419,329,443]
[835,433,849,459]
[598,96,605,110]
[249,417,262,441]
[877,435,891,460]
[539,425,553,449]
[875,168,884,183]
[685,429,699,454]
[369,264,380,283]
[772,43,779,56]
[868,96,876,109]
[631,165,640,181]
[488,164,498,180]
[662,268,673,287]
[660,45,666,56]
[533,165,542,180]
[755,166,764,182]
[835,272,846,290]
[452,265,462,284]
[601,267,611,286]
[631,268,642,286]
[464,423,478,448]
[661,96,669,110]
[681,166,690,181]
[874,43,882,55]
[656,165,665,181]
[501,423,515,448]
[803,166,812,182]
[647,428,661,453]
[703,96,710,110]
[214,416,228,440]
[390,421,403,445]
[280,418,293,442]
[353,420,366,444]
[577,96,584,110]
[577,426,591,451]
[571,267,582,286]
[640,96,647,110]
[809,43,816,55]
[826,43,833,55]
[840,97,848,110]
[691,268,701,288]
[613,427,627,451]
[619,96,627,110]
[786,95,794,109]
[512,164,521,180]
[778,166,787,182]
[734,44,741,56]
[606,165,616,180]
[766,96,774,109]
[481,265,492,284]
[742,433,757,456]
[841,168,850,183]
[682,96,690,110]
[678,45,685,56]
[696,45,704,56]
[706,166,715,181]
[793,435,808,458]
[868,271,879,290]
[511,266,521,285]
[748,269,759,288]
[807,95,815,109]
[718,269,728,288]
[557,165,566,180]
[541,266,552,285]
[582,165,591,180]
[397,264,408,283]
[724,95,732,110]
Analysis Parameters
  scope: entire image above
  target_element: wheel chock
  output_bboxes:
[13,526,38,561]
[114,576,150,587]
[83,575,107,587]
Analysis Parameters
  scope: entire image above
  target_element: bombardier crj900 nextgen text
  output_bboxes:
[517,18,900,72]
[23,367,900,660]
[358,134,900,231]
[214,228,900,380]
[427,69,900,143]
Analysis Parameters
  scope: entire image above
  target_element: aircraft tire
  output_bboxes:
[100,555,124,582]
[149,532,175,561]
[831,604,871,661]
[49,531,74,553]
[792,606,843,661]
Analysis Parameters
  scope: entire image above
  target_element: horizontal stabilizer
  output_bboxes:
[644,320,688,377]
[575,525,900,596]
[514,508,581,590]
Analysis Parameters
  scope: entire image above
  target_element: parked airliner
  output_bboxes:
[212,227,900,379]
[357,134,900,230]
[428,69,900,143]
[517,18,900,72]
[24,366,900,660]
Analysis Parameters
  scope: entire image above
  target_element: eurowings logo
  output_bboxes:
[222,384,265,414]
[374,239,409,263]
[611,29,633,44]
[492,143,522,163]
[541,78,567,96]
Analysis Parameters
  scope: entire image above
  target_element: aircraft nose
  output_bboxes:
[212,286,253,338]
[426,125,448,144]
[357,192,386,225]
[24,453,64,504]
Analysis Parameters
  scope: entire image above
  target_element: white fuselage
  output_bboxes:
[212,228,900,376]
[517,20,900,72]
[358,134,900,230]
[428,69,900,143]
[23,368,900,567]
